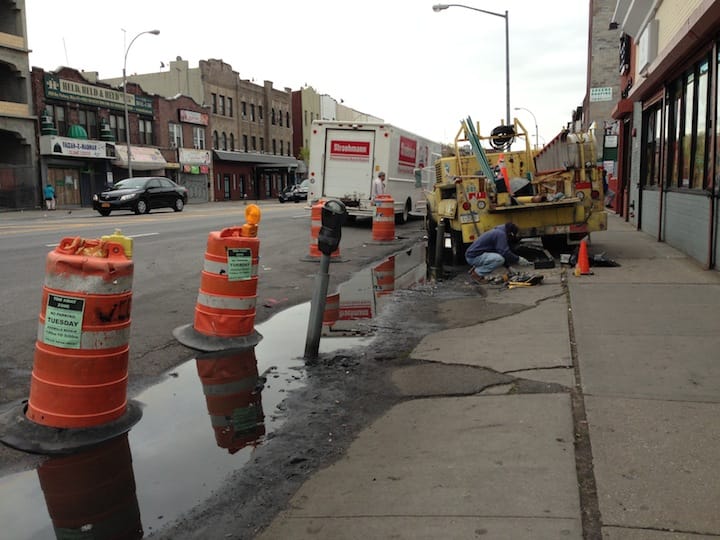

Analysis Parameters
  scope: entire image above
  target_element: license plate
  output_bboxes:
[101,203,110,208]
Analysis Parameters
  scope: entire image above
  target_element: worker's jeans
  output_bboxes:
[466,252,505,276]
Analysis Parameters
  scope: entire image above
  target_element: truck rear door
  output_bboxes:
[322,129,376,201]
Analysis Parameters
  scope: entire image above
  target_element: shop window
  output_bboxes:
[665,80,682,188]
[695,59,710,189]
[642,105,662,187]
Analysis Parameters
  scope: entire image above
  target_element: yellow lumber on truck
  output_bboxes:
[426,117,607,265]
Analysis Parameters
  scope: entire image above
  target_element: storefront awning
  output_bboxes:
[113,144,168,170]
[213,150,299,169]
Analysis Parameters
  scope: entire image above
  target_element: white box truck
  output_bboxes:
[307,121,442,222]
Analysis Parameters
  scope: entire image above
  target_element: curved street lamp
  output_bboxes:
[432,3,510,125]
[123,29,160,178]
[514,107,539,150]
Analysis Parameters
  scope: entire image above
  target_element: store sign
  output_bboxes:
[44,74,153,114]
[590,87,613,102]
[179,148,211,165]
[39,135,114,158]
[179,109,209,125]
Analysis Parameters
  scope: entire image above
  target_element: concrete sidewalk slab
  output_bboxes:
[586,396,720,535]
[258,394,582,540]
[411,296,572,373]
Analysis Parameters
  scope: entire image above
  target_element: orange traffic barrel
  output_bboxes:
[37,433,142,539]
[323,292,340,327]
[196,349,265,454]
[193,227,260,339]
[27,237,134,428]
[372,194,395,241]
[372,256,396,297]
[306,199,342,260]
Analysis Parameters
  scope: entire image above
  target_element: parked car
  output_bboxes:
[278,179,309,203]
[93,177,188,216]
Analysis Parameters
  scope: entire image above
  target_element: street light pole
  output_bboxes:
[123,29,160,178]
[432,3,510,125]
[514,107,539,150]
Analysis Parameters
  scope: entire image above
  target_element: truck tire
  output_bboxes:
[451,229,466,266]
[395,199,411,224]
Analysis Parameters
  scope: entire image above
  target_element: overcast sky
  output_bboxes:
[25,0,589,146]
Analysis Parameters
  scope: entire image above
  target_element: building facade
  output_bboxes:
[102,57,298,201]
[610,0,720,270]
[0,0,38,209]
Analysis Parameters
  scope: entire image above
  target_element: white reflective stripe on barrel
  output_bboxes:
[202,378,258,396]
[196,292,256,310]
[44,273,134,294]
[37,322,131,349]
[203,260,259,276]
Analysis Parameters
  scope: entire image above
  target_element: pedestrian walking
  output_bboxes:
[465,222,532,283]
[43,183,56,210]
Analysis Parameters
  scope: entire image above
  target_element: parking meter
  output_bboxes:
[317,199,347,256]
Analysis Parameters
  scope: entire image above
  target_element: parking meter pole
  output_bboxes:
[304,199,347,360]
[304,254,331,359]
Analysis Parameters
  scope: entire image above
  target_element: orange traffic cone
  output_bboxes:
[574,238,592,276]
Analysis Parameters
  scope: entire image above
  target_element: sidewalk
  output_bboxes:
[258,213,720,539]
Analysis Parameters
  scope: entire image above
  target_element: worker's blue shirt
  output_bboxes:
[465,225,519,265]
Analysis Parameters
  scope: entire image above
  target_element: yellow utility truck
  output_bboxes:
[426,117,607,265]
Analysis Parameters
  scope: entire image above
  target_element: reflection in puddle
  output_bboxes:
[37,433,143,539]
[0,245,428,538]
[196,349,266,454]
[324,246,427,336]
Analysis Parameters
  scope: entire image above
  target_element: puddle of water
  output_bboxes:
[0,245,427,538]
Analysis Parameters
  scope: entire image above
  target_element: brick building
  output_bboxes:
[101,57,299,201]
